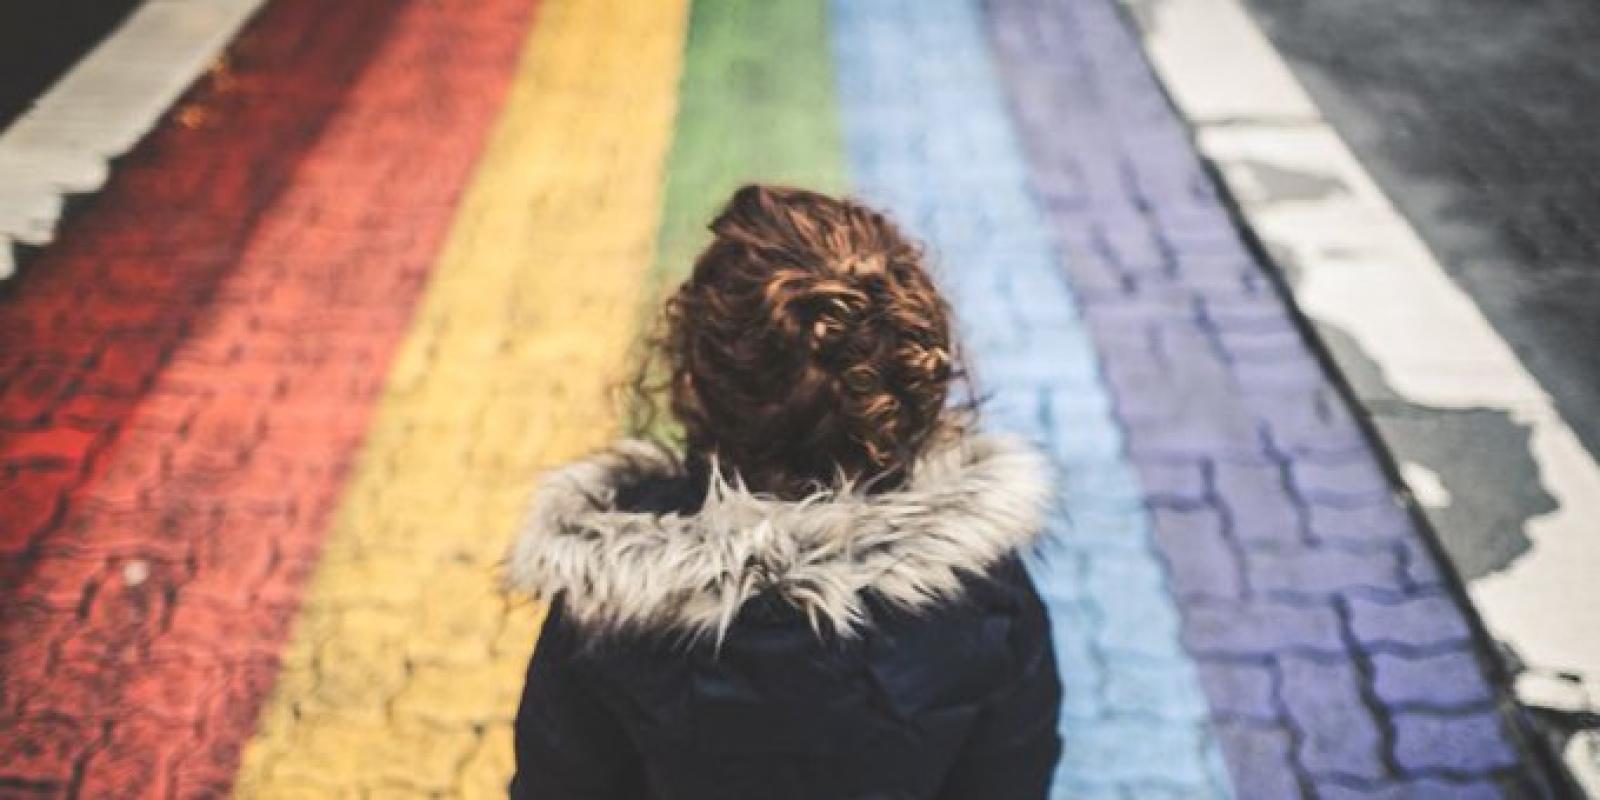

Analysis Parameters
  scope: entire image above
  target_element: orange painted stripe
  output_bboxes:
[0,0,536,794]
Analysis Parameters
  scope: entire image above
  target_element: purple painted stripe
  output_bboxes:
[978,0,1545,795]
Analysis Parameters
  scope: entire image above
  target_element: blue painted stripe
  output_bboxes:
[828,0,1232,796]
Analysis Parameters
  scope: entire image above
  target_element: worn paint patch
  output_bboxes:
[1311,321,1554,580]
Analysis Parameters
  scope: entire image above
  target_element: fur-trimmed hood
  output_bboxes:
[505,433,1052,640]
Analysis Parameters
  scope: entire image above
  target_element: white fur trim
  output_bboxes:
[506,434,1052,640]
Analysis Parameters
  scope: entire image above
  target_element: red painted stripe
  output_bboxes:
[0,0,536,794]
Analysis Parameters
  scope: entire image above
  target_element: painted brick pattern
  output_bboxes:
[981,0,1549,795]
[231,0,691,794]
[832,0,1230,795]
[0,0,533,794]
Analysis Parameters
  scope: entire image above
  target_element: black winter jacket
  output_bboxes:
[505,434,1062,800]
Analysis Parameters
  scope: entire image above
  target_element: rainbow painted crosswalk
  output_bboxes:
[0,0,1545,797]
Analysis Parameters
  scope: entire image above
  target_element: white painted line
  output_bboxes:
[0,0,268,279]
[1126,0,1600,790]
[1401,462,1453,510]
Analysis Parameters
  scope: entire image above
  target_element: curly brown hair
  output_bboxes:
[632,184,967,499]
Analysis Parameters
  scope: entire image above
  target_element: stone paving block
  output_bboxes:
[1054,506,1156,554]
[1278,656,1387,780]
[1231,356,1330,395]
[1210,720,1305,799]
[1150,505,1245,600]
[1044,384,1117,428]
[0,363,79,424]
[1253,395,1370,463]
[1083,550,1170,597]
[1137,459,1209,509]
[1092,582,1188,661]
[1347,591,1474,651]
[1063,461,1149,511]
[1197,295,1296,335]
[1392,710,1521,774]
[0,469,73,551]
[1056,250,1129,296]
[1195,660,1278,722]
[1105,658,1215,721]
[980,348,1104,386]
[1245,545,1401,597]
[77,719,185,799]
[0,713,82,786]
[0,427,100,469]
[1099,362,1181,426]
[1306,496,1414,546]
[1371,650,1494,709]
[1212,460,1307,545]
[1128,419,1265,465]
[1219,327,1311,365]
[1183,601,1344,656]
[1159,326,1228,370]
[1057,720,1216,789]
[1292,457,1397,507]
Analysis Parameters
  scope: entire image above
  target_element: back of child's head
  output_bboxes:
[643,184,963,498]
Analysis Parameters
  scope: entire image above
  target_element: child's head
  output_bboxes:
[641,184,963,498]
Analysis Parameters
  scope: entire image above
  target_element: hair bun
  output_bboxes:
[639,184,963,498]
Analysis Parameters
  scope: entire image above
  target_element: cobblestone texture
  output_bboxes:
[1237,0,1600,786]
[833,1,1229,795]
[232,0,688,794]
[980,0,1551,795]
[0,0,533,794]
[0,0,1563,795]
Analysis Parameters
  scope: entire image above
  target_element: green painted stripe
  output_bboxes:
[651,0,847,287]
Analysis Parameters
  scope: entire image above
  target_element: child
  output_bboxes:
[506,185,1061,799]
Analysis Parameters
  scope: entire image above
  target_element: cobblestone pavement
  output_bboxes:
[979,0,1568,792]
[835,1,1230,795]
[1233,0,1600,782]
[0,0,1566,796]
[234,0,687,795]
[0,0,537,794]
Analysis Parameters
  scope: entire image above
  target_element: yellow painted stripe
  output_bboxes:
[234,0,690,795]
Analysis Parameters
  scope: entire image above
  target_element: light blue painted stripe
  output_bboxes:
[828,0,1232,796]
